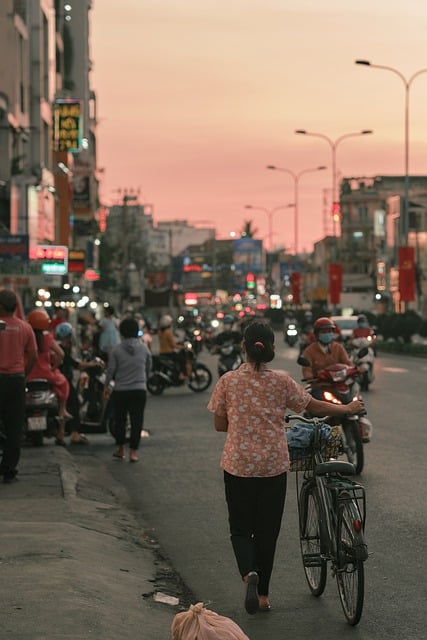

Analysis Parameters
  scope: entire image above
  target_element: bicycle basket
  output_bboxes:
[286,423,343,472]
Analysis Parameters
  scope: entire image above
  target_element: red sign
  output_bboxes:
[29,245,67,261]
[398,246,415,302]
[291,271,301,304]
[328,263,342,305]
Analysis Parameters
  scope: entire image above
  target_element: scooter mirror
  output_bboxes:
[297,355,310,367]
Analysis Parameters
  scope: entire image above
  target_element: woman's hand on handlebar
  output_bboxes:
[346,399,365,415]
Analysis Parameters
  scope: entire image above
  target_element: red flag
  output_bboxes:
[291,271,301,304]
[398,246,415,302]
[328,263,342,305]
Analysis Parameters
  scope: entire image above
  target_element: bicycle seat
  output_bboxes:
[315,460,355,476]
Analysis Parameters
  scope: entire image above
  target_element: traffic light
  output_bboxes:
[246,272,256,290]
[332,202,341,222]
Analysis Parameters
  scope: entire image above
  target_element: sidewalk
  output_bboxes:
[0,444,185,639]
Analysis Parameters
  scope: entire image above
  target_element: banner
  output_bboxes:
[328,263,342,305]
[398,246,415,302]
[290,271,301,304]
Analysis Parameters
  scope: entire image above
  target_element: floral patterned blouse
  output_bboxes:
[207,362,311,478]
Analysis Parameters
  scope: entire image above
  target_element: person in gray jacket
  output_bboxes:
[103,318,152,463]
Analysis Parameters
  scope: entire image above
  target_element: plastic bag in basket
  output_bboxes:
[171,602,250,640]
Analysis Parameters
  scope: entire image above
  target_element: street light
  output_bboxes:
[244,204,294,252]
[265,165,326,254]
[295,129,373,238]
[355,59,427,247]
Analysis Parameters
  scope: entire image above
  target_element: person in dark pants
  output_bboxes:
[103,318,152,463]
[0,289,38,483]
[208,322,364,614]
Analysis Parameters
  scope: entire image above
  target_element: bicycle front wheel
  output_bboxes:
[336,494,366,625]
[299,481,327,596]
[342,420,364,475]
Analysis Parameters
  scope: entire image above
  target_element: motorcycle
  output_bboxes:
[217,341,243,377]
[297,349,373,475]
[24,379,59,446]
[185,326,204,355]
[147,341,212,395]
[347,337,375,391]
[78,352,107,427]
[284,322,299,347]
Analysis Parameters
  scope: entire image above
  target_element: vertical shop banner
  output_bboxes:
[398,246,415,302]
[328,263,342,305]
[291,271,301,304]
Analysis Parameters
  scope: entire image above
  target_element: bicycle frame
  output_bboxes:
[286,414,368,625]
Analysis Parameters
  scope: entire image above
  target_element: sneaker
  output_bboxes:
[244,571,259,614]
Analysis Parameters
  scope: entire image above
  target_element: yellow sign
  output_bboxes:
[52,100,82,152]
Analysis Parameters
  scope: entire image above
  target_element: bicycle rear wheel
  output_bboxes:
[299,481,327,596]
[336,493,366,625]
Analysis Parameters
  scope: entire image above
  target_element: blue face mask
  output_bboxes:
[319,332,334,345]
[358,322,368,328]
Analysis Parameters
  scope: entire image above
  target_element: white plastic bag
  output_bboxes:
[171,602,250,640]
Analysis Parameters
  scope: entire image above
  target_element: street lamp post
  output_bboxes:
[244,204,293,252]
[265,165,326,254]
[355,60,427,247]
[295,129,373,239]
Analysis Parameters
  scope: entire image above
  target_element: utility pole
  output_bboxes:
[120,191,138,312]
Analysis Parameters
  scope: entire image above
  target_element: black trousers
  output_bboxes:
[112,389,147,450]
[0,376,26,477]
[224,470,287,596]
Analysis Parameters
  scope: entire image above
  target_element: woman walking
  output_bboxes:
[104,318,152,463]
[207,322,363,614]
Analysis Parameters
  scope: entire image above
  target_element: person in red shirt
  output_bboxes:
[301,317,353,384]
[351,314,374,340]
[0,289,38,483]
[50,306,69,334]
[26,310,70,446]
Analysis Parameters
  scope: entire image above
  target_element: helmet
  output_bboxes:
[357,314,368,324]
[159,314,173,329]
[223,315,234,325]
[55,322,73,340]
[27,310,50,331]
[313,317,336,334]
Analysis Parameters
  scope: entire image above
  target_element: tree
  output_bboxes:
[240,220,258,239]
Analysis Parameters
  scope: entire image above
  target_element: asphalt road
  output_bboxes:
[72,341,427,640]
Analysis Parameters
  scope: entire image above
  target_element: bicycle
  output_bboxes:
[285,413,368,626]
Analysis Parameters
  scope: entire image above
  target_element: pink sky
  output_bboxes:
[91,0,427,252]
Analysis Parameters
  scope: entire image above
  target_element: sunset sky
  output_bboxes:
[91,0,427,252]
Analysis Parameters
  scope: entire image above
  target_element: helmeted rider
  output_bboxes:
[301,317,353,383]
[352,314,375,340]
[157,314,191,381]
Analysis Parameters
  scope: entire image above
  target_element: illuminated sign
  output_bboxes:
[68,249,86,273]
[84,269,100,281]
[29,245,68,275]
[52,100,82,152]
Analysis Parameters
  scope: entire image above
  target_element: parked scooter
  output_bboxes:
[78,351,106,427]
[24,379,59,446]
[147,341,212,395]
[298,348,373,475]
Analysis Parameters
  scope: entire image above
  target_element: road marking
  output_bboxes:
[382,367,409,373]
